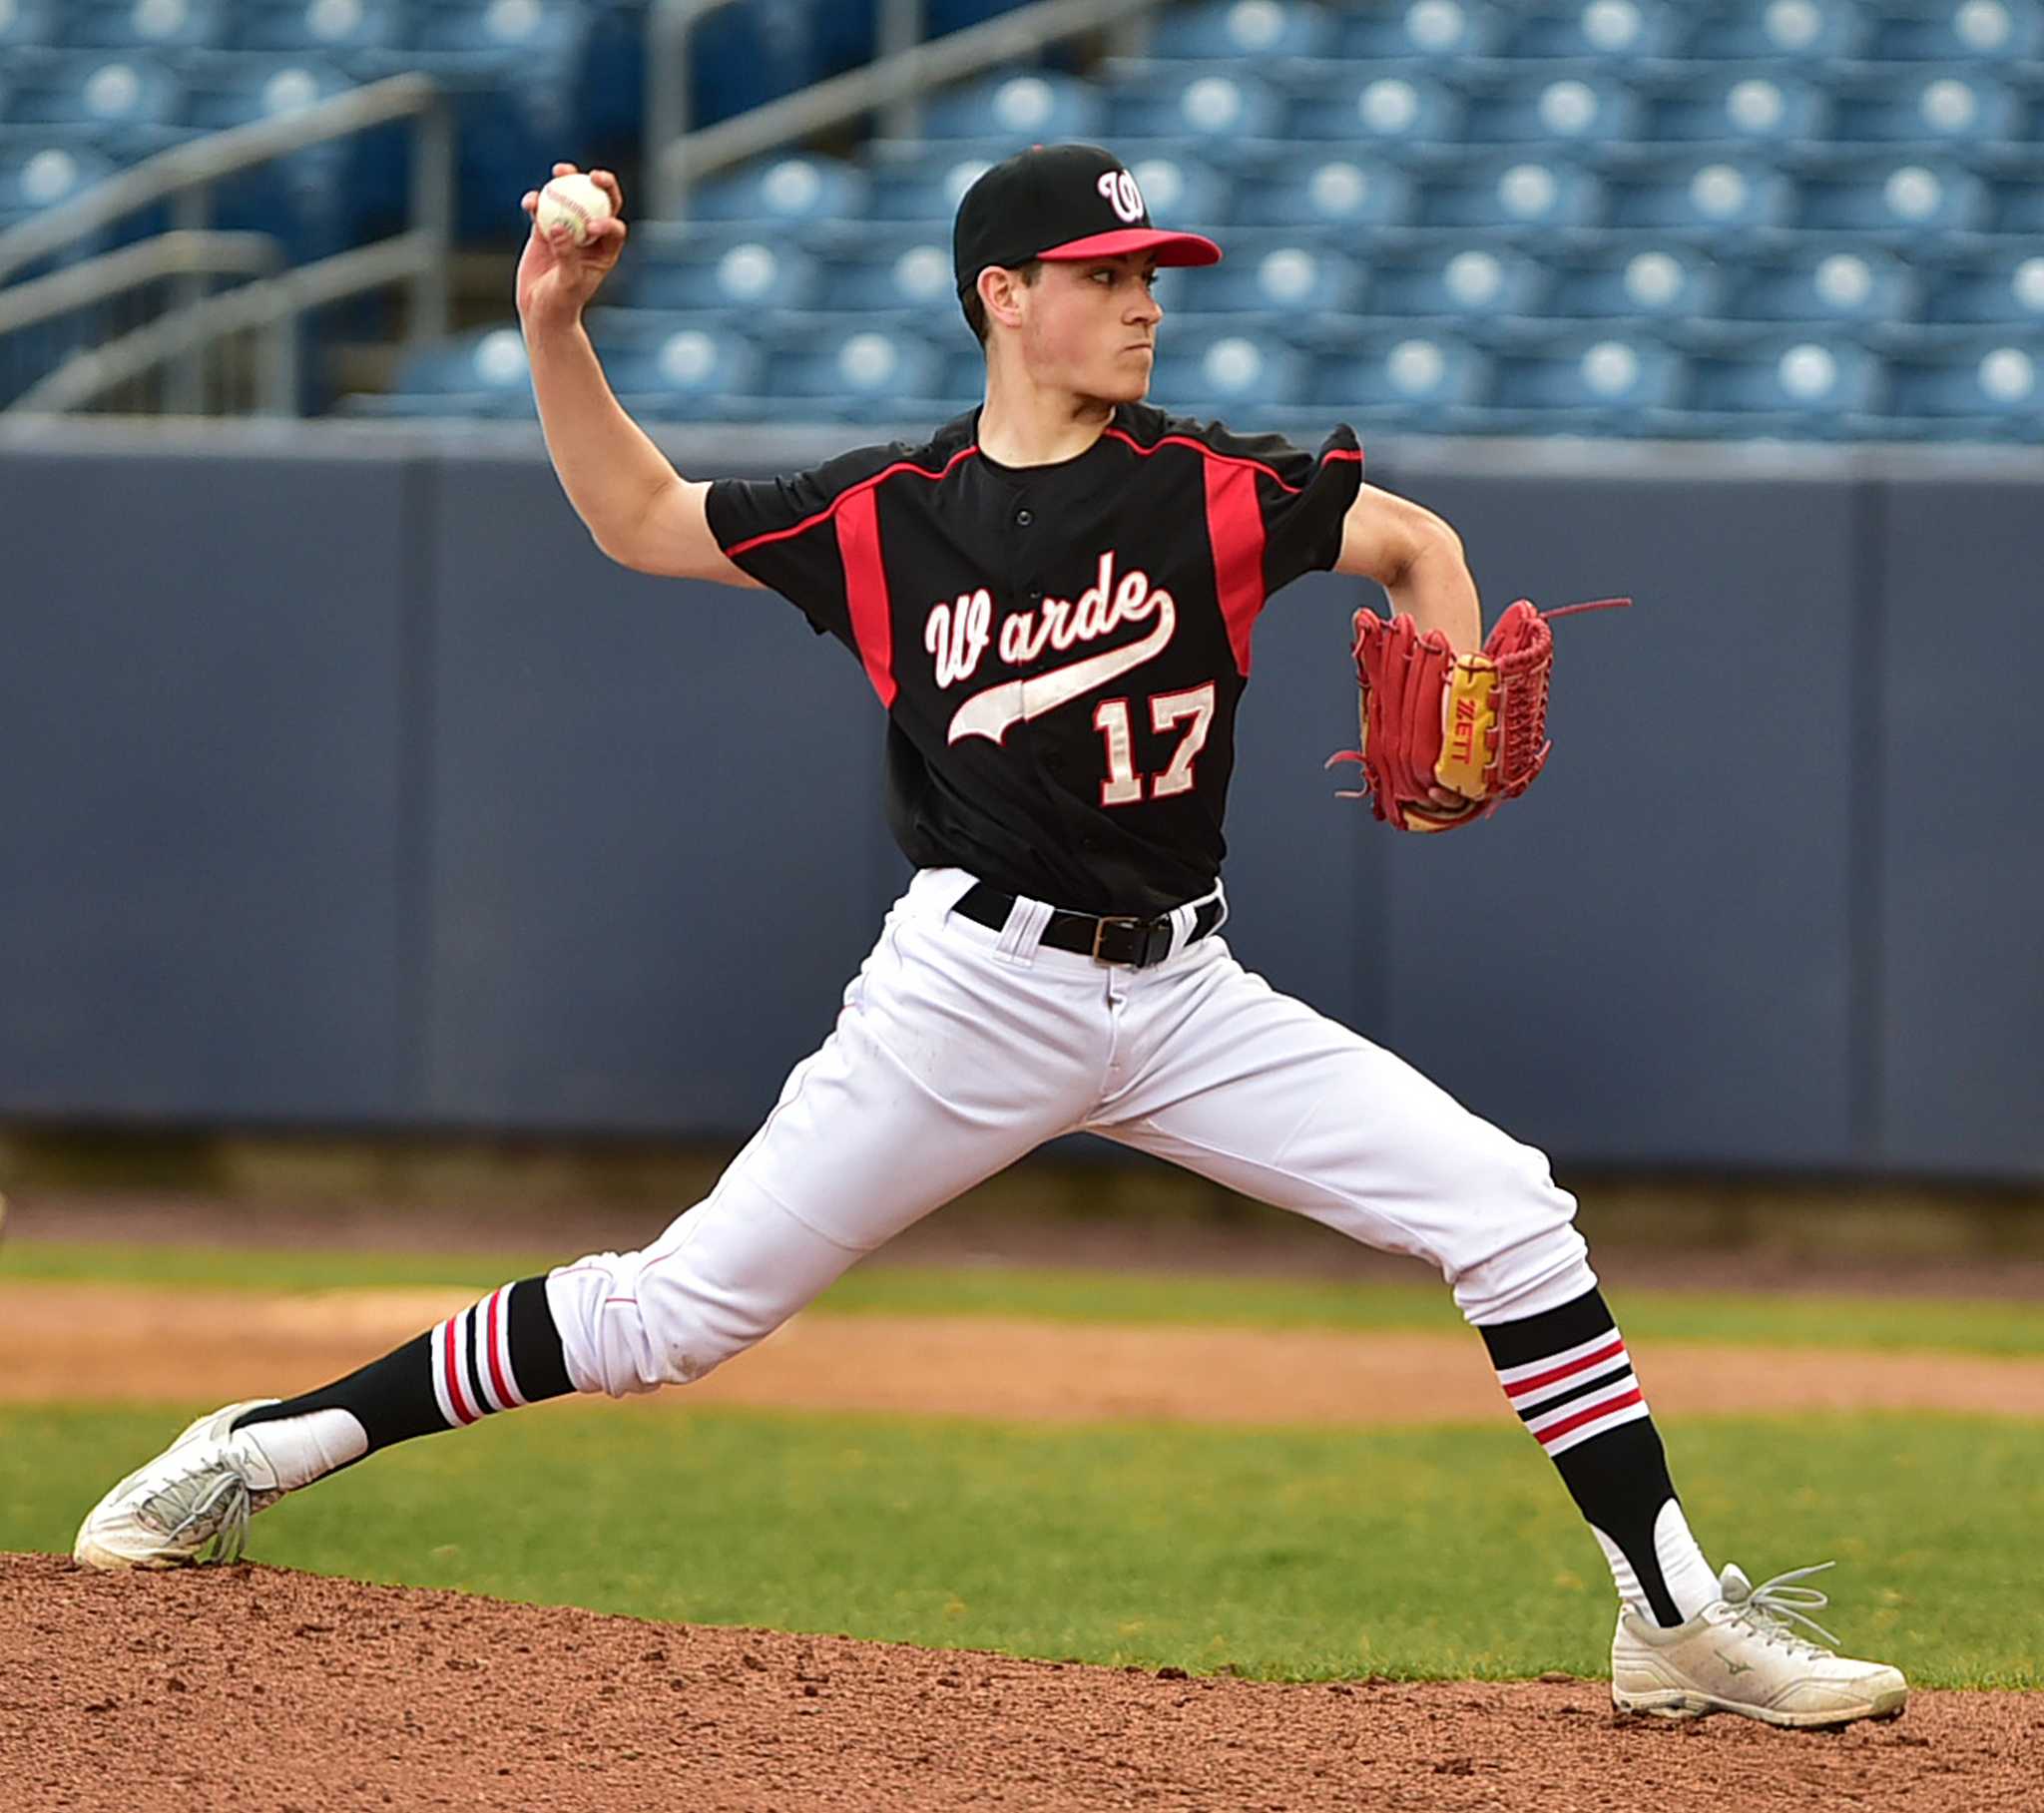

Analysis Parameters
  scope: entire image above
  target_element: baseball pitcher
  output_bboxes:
[75,144,1904,1730]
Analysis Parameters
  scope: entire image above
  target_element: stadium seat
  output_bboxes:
[1827,69,2025,144]
[615,237,821,316]
[1146,0,1335,61]
[779,231,954,317]
[862,147,996,225]
[1149,326,1312,413]
[1865,0,2044,60]
[1925,248,2044,322]
[1104,67,1286,143]
[1344,241,1549,324]
[5,53,191,161]
[691,155,870,227]
[1882,336,2043,432]
[0,141,118,229]
[1502,0,1686,60]
[1416,157,1605,232]
[1723,246,1921,325]
[917,71,1102,142]
[591,317,764,416]
[1682,0,1867,59]
[1332,0,1508,59]
[1639,69,1830,145]
[1489,329,1686,417]
[1229,154,1418,229]
[1310,328,1495,422]
[1790,152,1991,235]
[1685,334,1883,425]
[180,57,362,254]
[761,322,951,409]
[1452,69,1645,145]
[1542,242,1726,320]
[232,0,411,60]
[1600,154,1795,234]
[384,323,534,398]
[59,0,230,56]
[1163,233,1365,315]
[1987,157,2044,231]
[1283,70,1467,149]
[0,0,61,52]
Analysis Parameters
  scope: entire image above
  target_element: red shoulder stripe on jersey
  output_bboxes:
[1205,458,1266,678]
[1100,427,1363,495]
[835,484,895,707]
[722,445,979,559]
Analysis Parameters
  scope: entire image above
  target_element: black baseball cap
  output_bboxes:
[952,143,1223,301]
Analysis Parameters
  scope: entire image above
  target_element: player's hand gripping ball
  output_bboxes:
[535,172,614,244]
[1329,598,1630,832]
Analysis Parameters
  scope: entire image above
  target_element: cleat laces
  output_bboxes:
[138,1456,256,1565]
[1725,1562,1842,1654]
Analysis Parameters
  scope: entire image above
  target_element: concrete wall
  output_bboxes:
[2,422,2037,1177]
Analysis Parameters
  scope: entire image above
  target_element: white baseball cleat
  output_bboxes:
[1611,1562,1908,1728]
[73,1400,287,1571]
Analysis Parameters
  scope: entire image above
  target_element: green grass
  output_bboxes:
[7,1238,2044,1356]
[9,1403,2039,1688]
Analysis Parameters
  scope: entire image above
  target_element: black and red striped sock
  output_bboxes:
[1480,1285,1719,1627]
[232,1277,573,1480]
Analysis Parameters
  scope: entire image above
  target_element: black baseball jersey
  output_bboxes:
[705,402,1362,916]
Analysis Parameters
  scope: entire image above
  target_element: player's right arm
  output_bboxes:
[515,164,763,589]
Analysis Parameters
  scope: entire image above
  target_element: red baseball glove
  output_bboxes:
[1328,598,1630,832]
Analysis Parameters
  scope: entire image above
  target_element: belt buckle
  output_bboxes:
[1090,915,1148,965]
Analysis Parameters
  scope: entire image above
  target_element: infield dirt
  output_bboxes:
[4,1554,2039,1813]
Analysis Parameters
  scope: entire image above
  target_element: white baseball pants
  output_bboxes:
[548,867,1596,1398]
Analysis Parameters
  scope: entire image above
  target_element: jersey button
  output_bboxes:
[1015,508,1033,526]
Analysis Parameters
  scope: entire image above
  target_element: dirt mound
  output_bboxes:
[3,1555,2035,1812]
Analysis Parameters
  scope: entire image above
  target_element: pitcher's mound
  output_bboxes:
[1,1554,2033,1812]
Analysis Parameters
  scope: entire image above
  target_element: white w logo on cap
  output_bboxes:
[1097,169,1145,224]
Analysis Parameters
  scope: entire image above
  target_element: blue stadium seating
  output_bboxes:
[862,146,993,223]
[1334,240,1549,326]
[1149,323,1313,413]
[232,0,412,60]
[1599,153,1796,234]
[347,322,536,416]
[691,154,870,226]
[1104,68,1286,143]
[1925,247,2044,322]
[0,0,61,53]
[1541,241,1727,320]
[1282,70,1468,149]
[1639,68,1831,145]
[803,231,957,315]
[1162,232,1366,315]
[1789,151,1991,235]
[917,71,1102,141]
[760,320,951,412]
[1331,1,1507,60]
[1452,68,1646,145]
[1117,149,1232,231]
[0,141,118,229]
[1502,0,1686,61]
[1981,153,2044,231]
[1416,156,1605,232]
[1488,328,1687,421]
[1865,0,2044,61]
[1684,334,1884,429]
[1881,335,2043,436]
[1827,67,2028,143]
[1683,0,1868,60]
[1227,153,1418,229]
[177,57,364,255]
[615,236,821,316]
[1722,245,1921,324]
[1309,327,1496,427]
[60,0,230,56]
[1147,0,1334,61]
[4,53,192,162]
[592,315,765,419]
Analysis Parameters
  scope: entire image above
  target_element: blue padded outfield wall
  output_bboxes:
[1,421,2037,1179]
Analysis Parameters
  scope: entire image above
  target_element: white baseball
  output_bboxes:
[537,173,613,245]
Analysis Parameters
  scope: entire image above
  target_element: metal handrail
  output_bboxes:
[0,233,281,338]
[651,0,1171,219]
[14,233,437,416]
[0,72,451,416]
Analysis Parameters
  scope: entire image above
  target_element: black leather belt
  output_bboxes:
[954,881,1225,969]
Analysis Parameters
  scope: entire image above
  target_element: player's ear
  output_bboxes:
[978,265,1029,334]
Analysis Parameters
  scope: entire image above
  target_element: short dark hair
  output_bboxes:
[960,259,1043,345]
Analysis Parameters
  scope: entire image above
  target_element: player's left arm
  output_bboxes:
[1332,483,1481,655]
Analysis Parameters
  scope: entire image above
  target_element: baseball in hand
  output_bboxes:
[536,173,613,245]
